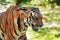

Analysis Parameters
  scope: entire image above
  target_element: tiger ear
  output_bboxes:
[19,7,27,11]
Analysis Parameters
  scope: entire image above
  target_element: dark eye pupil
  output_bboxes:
[32,16,38,20]
[36,17,38,20]
[33,11,35,12]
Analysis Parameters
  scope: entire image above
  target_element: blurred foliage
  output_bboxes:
[43,10,60,23]
[14,0,31,6]
[27,27,60,40]
[0,0,10,5]
[48,0,60,6]
[0,0,60,7]
[0,0,14,6]
[13,0,60,7]
[13,0,49,7]
[56,0,60,6]
[55,34,60,38]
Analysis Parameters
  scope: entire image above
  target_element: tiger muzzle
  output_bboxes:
[32,22,43,31]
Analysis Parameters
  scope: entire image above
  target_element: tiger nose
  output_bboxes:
[39,22,43,27]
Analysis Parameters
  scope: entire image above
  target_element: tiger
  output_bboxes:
[0,5,43,40]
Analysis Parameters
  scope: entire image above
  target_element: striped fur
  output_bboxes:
[0,5,27,40]
[0,5,43,40]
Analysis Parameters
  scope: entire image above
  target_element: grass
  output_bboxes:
[27,27,60,40]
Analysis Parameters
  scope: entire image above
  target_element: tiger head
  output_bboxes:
[20,7,43,31]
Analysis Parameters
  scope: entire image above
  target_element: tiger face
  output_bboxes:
[20,7,43,31]
[30,7,43,31]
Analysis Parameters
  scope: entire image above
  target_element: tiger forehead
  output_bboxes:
[19,7,42,18]
[20,7,39,12]
[20,7,39,14]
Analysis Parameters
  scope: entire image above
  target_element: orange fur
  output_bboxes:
[0,5,26,40]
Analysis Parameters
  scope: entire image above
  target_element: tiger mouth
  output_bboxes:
[32,23,43,31]
[32,24,38,31]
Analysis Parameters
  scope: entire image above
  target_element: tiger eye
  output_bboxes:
[33,10,35,12]
[36,17,38,20]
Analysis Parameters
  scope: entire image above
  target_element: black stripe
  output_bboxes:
[18,35,24,40]
[0,27,5,33]
[0,14,5,33]
[24,37,27,40]
[12,7,19,36]
[10,33,16,39]
[17,16,22,32]
[1,33,4,37]
[24,22,28,30]
[27,17,28,23]
[9,29,16,39]
[18,35,27,40]
[14,30,19,36]
[0,38,2,40]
